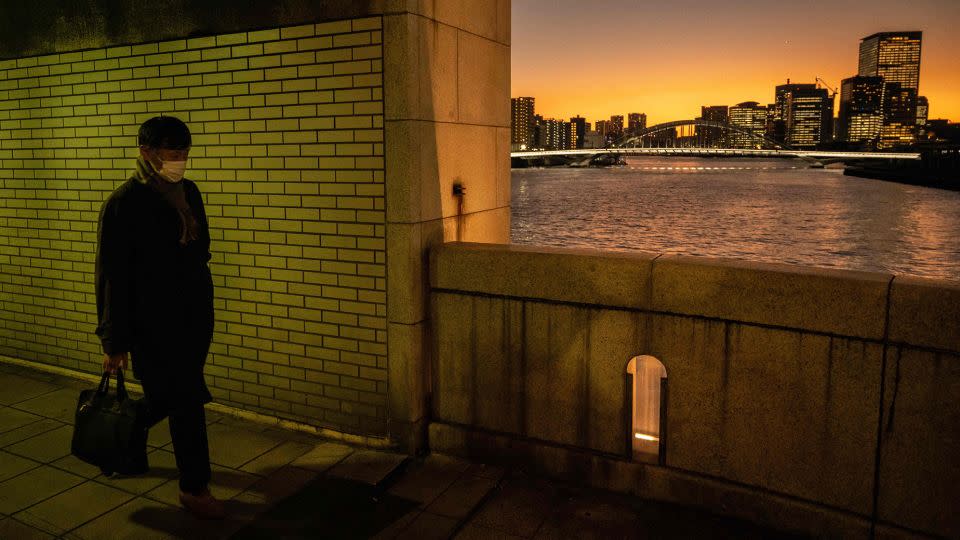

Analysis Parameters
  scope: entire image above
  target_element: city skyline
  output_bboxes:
[511,0,960,125]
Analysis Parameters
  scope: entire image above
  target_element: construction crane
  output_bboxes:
[816,77,838,99]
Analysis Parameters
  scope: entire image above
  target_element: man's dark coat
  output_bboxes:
[95,178,214,411]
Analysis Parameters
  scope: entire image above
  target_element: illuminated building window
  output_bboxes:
[626,355,667,463]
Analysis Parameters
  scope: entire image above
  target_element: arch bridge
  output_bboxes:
[616,118,786,150]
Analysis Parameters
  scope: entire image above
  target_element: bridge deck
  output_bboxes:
[511,148,921,160]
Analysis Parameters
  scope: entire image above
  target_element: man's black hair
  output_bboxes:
[138,116,192,149]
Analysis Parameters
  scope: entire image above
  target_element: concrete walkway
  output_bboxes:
[0,362,799,539]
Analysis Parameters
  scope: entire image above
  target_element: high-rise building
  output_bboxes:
[765,103,785,145]
[775,83,832,149]
[532,114,544,149]
[881,83,918,148]
[511,97,536,151]
[595,120,609,139]
[570,116,587,148]
[858,31,922,148]
[627,113,647,136]
[536,119,572,150]
[596,120,621,145]
[581,130,605,149]
[728,102,768,148]
[838,75,884,147]
[698,105,728,147]
[609,115,625,139]
[916,95,929,126]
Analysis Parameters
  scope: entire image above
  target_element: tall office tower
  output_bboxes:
[858,31,922,148]
[916,95,929,132]
[728,102,768,148]
[881,83,918,147]
[570,116,587,148]
[608,115,625,139]
[627,112,647,136]
[697,105,728,146]
[774,81,808,121]
[916,96,929,139]
[776,83,832,149]
[765,103,785,145]
[536,119,572,150]
[532,114,544,149]
[595,120,609,139]
[838,75,884,148]
[510,97,536,150]
[564,122,577,150]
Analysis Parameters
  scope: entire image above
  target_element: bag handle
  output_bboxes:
[116,368,129,402]
[96,371,112,395]
[97,370,130,402]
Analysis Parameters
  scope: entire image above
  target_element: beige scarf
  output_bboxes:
[133,156,199,245]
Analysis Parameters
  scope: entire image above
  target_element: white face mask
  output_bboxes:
[157,160,187,183]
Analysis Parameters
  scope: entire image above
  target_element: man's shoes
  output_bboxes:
[179,489,225,519]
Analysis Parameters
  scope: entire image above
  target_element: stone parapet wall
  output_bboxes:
[429,242,960,539]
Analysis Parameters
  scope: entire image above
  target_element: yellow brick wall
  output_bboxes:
[0,17,387,435]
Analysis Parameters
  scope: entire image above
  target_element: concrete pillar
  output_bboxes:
[383,1,511,452]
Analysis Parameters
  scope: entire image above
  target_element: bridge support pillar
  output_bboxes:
[383,3,511,453]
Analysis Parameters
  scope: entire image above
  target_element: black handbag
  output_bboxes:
[71,369,149,475]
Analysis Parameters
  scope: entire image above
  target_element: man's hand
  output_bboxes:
[102,352,129,374]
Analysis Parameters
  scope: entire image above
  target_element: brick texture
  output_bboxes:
[0,18,387,435]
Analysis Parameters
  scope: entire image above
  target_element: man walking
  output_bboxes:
[95,115,223,519]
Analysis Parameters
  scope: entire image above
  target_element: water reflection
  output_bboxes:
[511,156,960,280]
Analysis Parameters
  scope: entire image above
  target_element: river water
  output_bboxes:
[511,156,960,281]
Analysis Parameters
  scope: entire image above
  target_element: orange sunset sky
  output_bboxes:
[511,0,960,126]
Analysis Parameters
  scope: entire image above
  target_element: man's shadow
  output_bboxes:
[121,466,418,539]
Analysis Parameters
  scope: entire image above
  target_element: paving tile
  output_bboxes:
[0,406,41,433]
[205,421,286,468]
[95,448,179,494]
[0,374,60,405]
[289,441,354,472]
[327,449,408,486]
[203,409,227,425]
[0,418,63,447]
[234,465,320,506]
[231,475,420,540]
[144,462,260,506]
[393,511,459,540]
[14,479,135,535]
[466,462,506,481]
[388,454,471,507]
[0,465,84,514]
[425,474,499,519]
[239,439,314,476]
[468,475,556,537]
[63,497,192,540]
[147,418,173,448]
[533,498,643,540]
[5,424,74,463]
[11,388,79,424]
[369,508,421,540]
[0,449,40,482]
[455,523,527,539]
[0,517,55,539]
[49,453,104,479]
